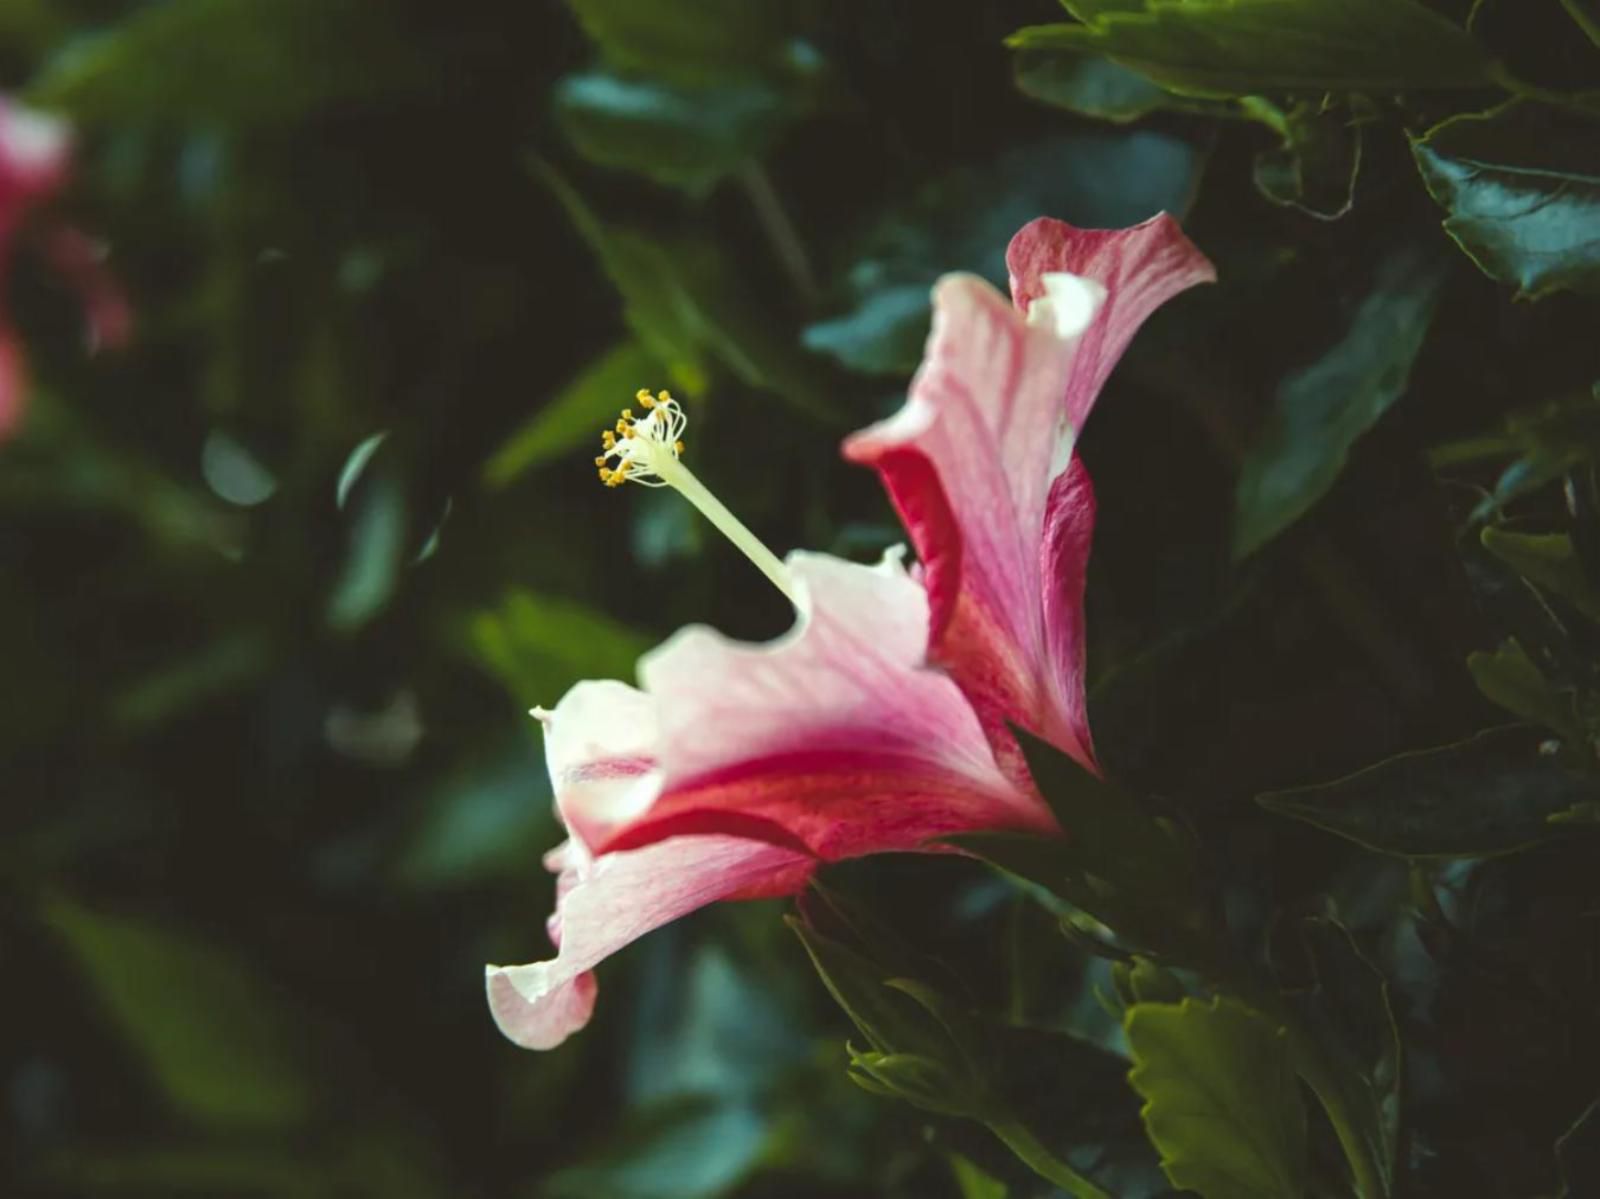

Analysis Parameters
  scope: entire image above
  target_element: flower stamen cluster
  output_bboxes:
[595,389,686,489]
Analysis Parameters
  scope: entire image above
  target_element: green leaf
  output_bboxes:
[1258,726,1597,857]
[555,71,792,194]
[806,131,1202,376]
[538,164,840,420]
[544,1095,769,1199]
[1468,638,1583,740]
[948,1153,1008,1199]
[1012,50,1174,122]
[1481,527,1600,623]
[565,0,820,90]
[483,341,663,488]
[1233,246,1447,558]
[28,0,429,125]
[1010,0,1492,98]
[1249,98,1364,220]
[327,472,407,633]
[1125,996,1308,1199]
[469,588,653,705]
[44,895,314,1129]
[1413,100,1600,298]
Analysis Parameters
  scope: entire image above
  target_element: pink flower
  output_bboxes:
[0,98,130,441]
[487,216,1214,1050]
[844,215,1215,777]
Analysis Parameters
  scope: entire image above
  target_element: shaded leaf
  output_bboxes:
[1010,0,1492,97]
[554,71,792,194]
[483,341,664,488]
[1413,100,1600,298]
[1234,246,1447,558]
[1481,527,1600,623]
[29,0,430,125]
[1013,50,1173,122]
[543,1095,768,1199]
[806,131,1202,376]
[1468,638,1583,740]
[565,0,820,90]
[1249,98,1364,220]
[44,896,313,1130]
[949,1153,1008,1199]
[1555,1098,1600,1198]
[1125,996,1307,1199]
[328,472,407,632]
[1258,726,1597,857]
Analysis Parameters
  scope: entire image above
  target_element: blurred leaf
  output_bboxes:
[949,1153,1008,1199]
[29,0,430,125]
[806,131,1202,376]
[44,895,313,1130]
[1013,50,1174,122]
[1413,100,1600,298]
[484,341,663,488]
[1125,996,1307,1199]
[328,472,407,632]
[1468,638,1583,739]
[1010,0,1492,97]
[538,164,839,419]
[1234,246,1447,558]
[111,634,271,731]
[470,588,653,704]
[565,0,821,90]
[337,432,390,511]
[543,1095,768,1199]
[554,71,792,194]
[1258,726,1596,857]
[1481,526,1600,623]
[1249,98,1364,220]
[390,736,554,890]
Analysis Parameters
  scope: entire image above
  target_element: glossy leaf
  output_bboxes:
[1234,246,1446,558]
[1125,996,1307,1199]
[564,0,820,90]
[1012,50,1172,122]
[1413,100,1600,298]
[1258,726,1595,857]
[1010,0,1492,97]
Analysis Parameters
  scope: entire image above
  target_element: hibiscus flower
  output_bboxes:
[488,215,1214,1050]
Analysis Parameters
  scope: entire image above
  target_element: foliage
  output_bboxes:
[9,0,1600,1197]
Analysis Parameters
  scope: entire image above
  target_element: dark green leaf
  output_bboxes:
[805,131,1201,376]
[1257,726,1597,857]
[1468,638,1583,740]
[1010,0,1492,97]
[29,0,430,125]
[327,472,407,632]
[44,896,314,1129]
[565,0,821,90]
[1481,526,1600,623]
[1413,100,1600,298]
[948,1153,1009,1199]
[544,1095,769,1199]
[554,71,792,194]
[1234,246,1447,558]
[1249,99,1364,220]
[1125,996,1308,1199]
[1013,50,1173,123]
[483,341,664,488]
[469,588,653,705]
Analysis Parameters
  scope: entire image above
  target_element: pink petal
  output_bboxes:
[41,225,133,353]
[1006,213,1216,433]
[486,833,813,1050]
[537,679,661,853]
[604,550,1052,859]
[0,100,70,214]
[845,217,1214,774]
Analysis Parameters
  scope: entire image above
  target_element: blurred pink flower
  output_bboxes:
[487,216,1214,1050]
[0,98,130,440]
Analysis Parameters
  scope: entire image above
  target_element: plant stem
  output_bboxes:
[739,163,820,306]
[1559,0,1600,50]
[988,1119,1115,1199]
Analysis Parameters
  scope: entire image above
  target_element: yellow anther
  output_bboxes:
[657,390,673,404]
[621,408,633,420]
[615,419,628,434]
[635,388,652,403]
[674,440,685,455]
[601,431,616,449]
[594,455,607,466]
[640,394,656,409]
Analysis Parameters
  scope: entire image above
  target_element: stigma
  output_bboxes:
[595,389,687,489]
